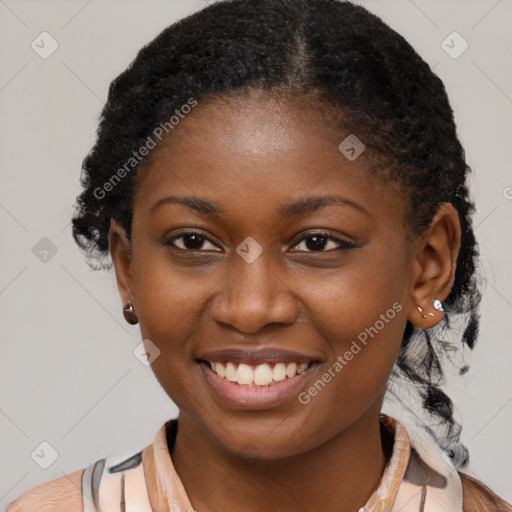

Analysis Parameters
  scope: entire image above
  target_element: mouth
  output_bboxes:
[203,360,314,386]
[197,351,321,410]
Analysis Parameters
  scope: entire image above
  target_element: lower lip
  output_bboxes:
[199,362,319,410]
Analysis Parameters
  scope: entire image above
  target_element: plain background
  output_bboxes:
[0,0,511,507]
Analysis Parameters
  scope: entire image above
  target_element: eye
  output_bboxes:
[165,230,357,253]
[165,231,221,252]
[290,232,357,252]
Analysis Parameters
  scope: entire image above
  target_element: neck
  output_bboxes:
[170,405,392,512]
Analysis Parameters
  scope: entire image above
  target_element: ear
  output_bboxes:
[109,218,135,308]
[407,203,461,329]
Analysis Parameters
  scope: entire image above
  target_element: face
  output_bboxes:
[110,92,431,459]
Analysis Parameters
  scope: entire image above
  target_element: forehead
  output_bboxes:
[133,93,404,226]
[140,92,347,167]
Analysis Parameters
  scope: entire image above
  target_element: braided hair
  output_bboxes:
[71,0,481,468]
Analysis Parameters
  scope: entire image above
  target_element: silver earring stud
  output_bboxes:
[433,299,444,312]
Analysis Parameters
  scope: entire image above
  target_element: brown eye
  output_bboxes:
[165,232,221,251]
[291,232,356,252]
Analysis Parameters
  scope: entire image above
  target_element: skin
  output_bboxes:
[109,91,461,512]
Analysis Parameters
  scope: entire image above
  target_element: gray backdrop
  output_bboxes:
[1,0,511,507]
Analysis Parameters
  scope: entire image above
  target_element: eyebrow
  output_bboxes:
[149,194,370,217]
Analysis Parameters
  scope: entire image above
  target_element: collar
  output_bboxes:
[140,414,463,512]
[362,415,463,511]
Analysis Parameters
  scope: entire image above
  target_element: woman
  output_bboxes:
[7,0,511,510]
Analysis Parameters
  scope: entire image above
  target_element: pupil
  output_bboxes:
[184,234,204,250]
[306,235,327,251]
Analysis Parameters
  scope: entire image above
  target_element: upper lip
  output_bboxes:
[198,348,322,365]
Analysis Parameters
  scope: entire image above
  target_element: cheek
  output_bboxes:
[294,252,408,413]
[131,245,217,342]
[130,247,226,405]
[300,246,408,346]
[294,295,405,447]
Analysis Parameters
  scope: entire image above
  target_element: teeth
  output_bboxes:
[297,362,308,374]
[286,362,297,378]
[236,363,254,385]
[215,362,226,378]
[272,363,287,382]
[208,361,311,386]
[253,363,273,386]
[225,362,237,382]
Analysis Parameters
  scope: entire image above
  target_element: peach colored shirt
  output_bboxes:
[7,414,511,511]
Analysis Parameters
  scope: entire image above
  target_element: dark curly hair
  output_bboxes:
[71,0,481,468]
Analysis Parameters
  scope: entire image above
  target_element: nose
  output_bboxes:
[210,250,297,334]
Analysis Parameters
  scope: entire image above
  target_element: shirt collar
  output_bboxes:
[141,413,462,512]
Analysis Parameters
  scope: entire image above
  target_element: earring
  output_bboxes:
[417,306,427,319]
[433,299,444,312]
[123,300,139,325]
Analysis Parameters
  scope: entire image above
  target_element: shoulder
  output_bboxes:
[5,421,171,512]
[6,468,84,511]
[6,449,149,512]
[460,472,512,512]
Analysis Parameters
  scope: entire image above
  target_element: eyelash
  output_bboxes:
[164,230,357,253]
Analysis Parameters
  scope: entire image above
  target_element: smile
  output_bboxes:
[198,358,320,410]
[207,361,312,386]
